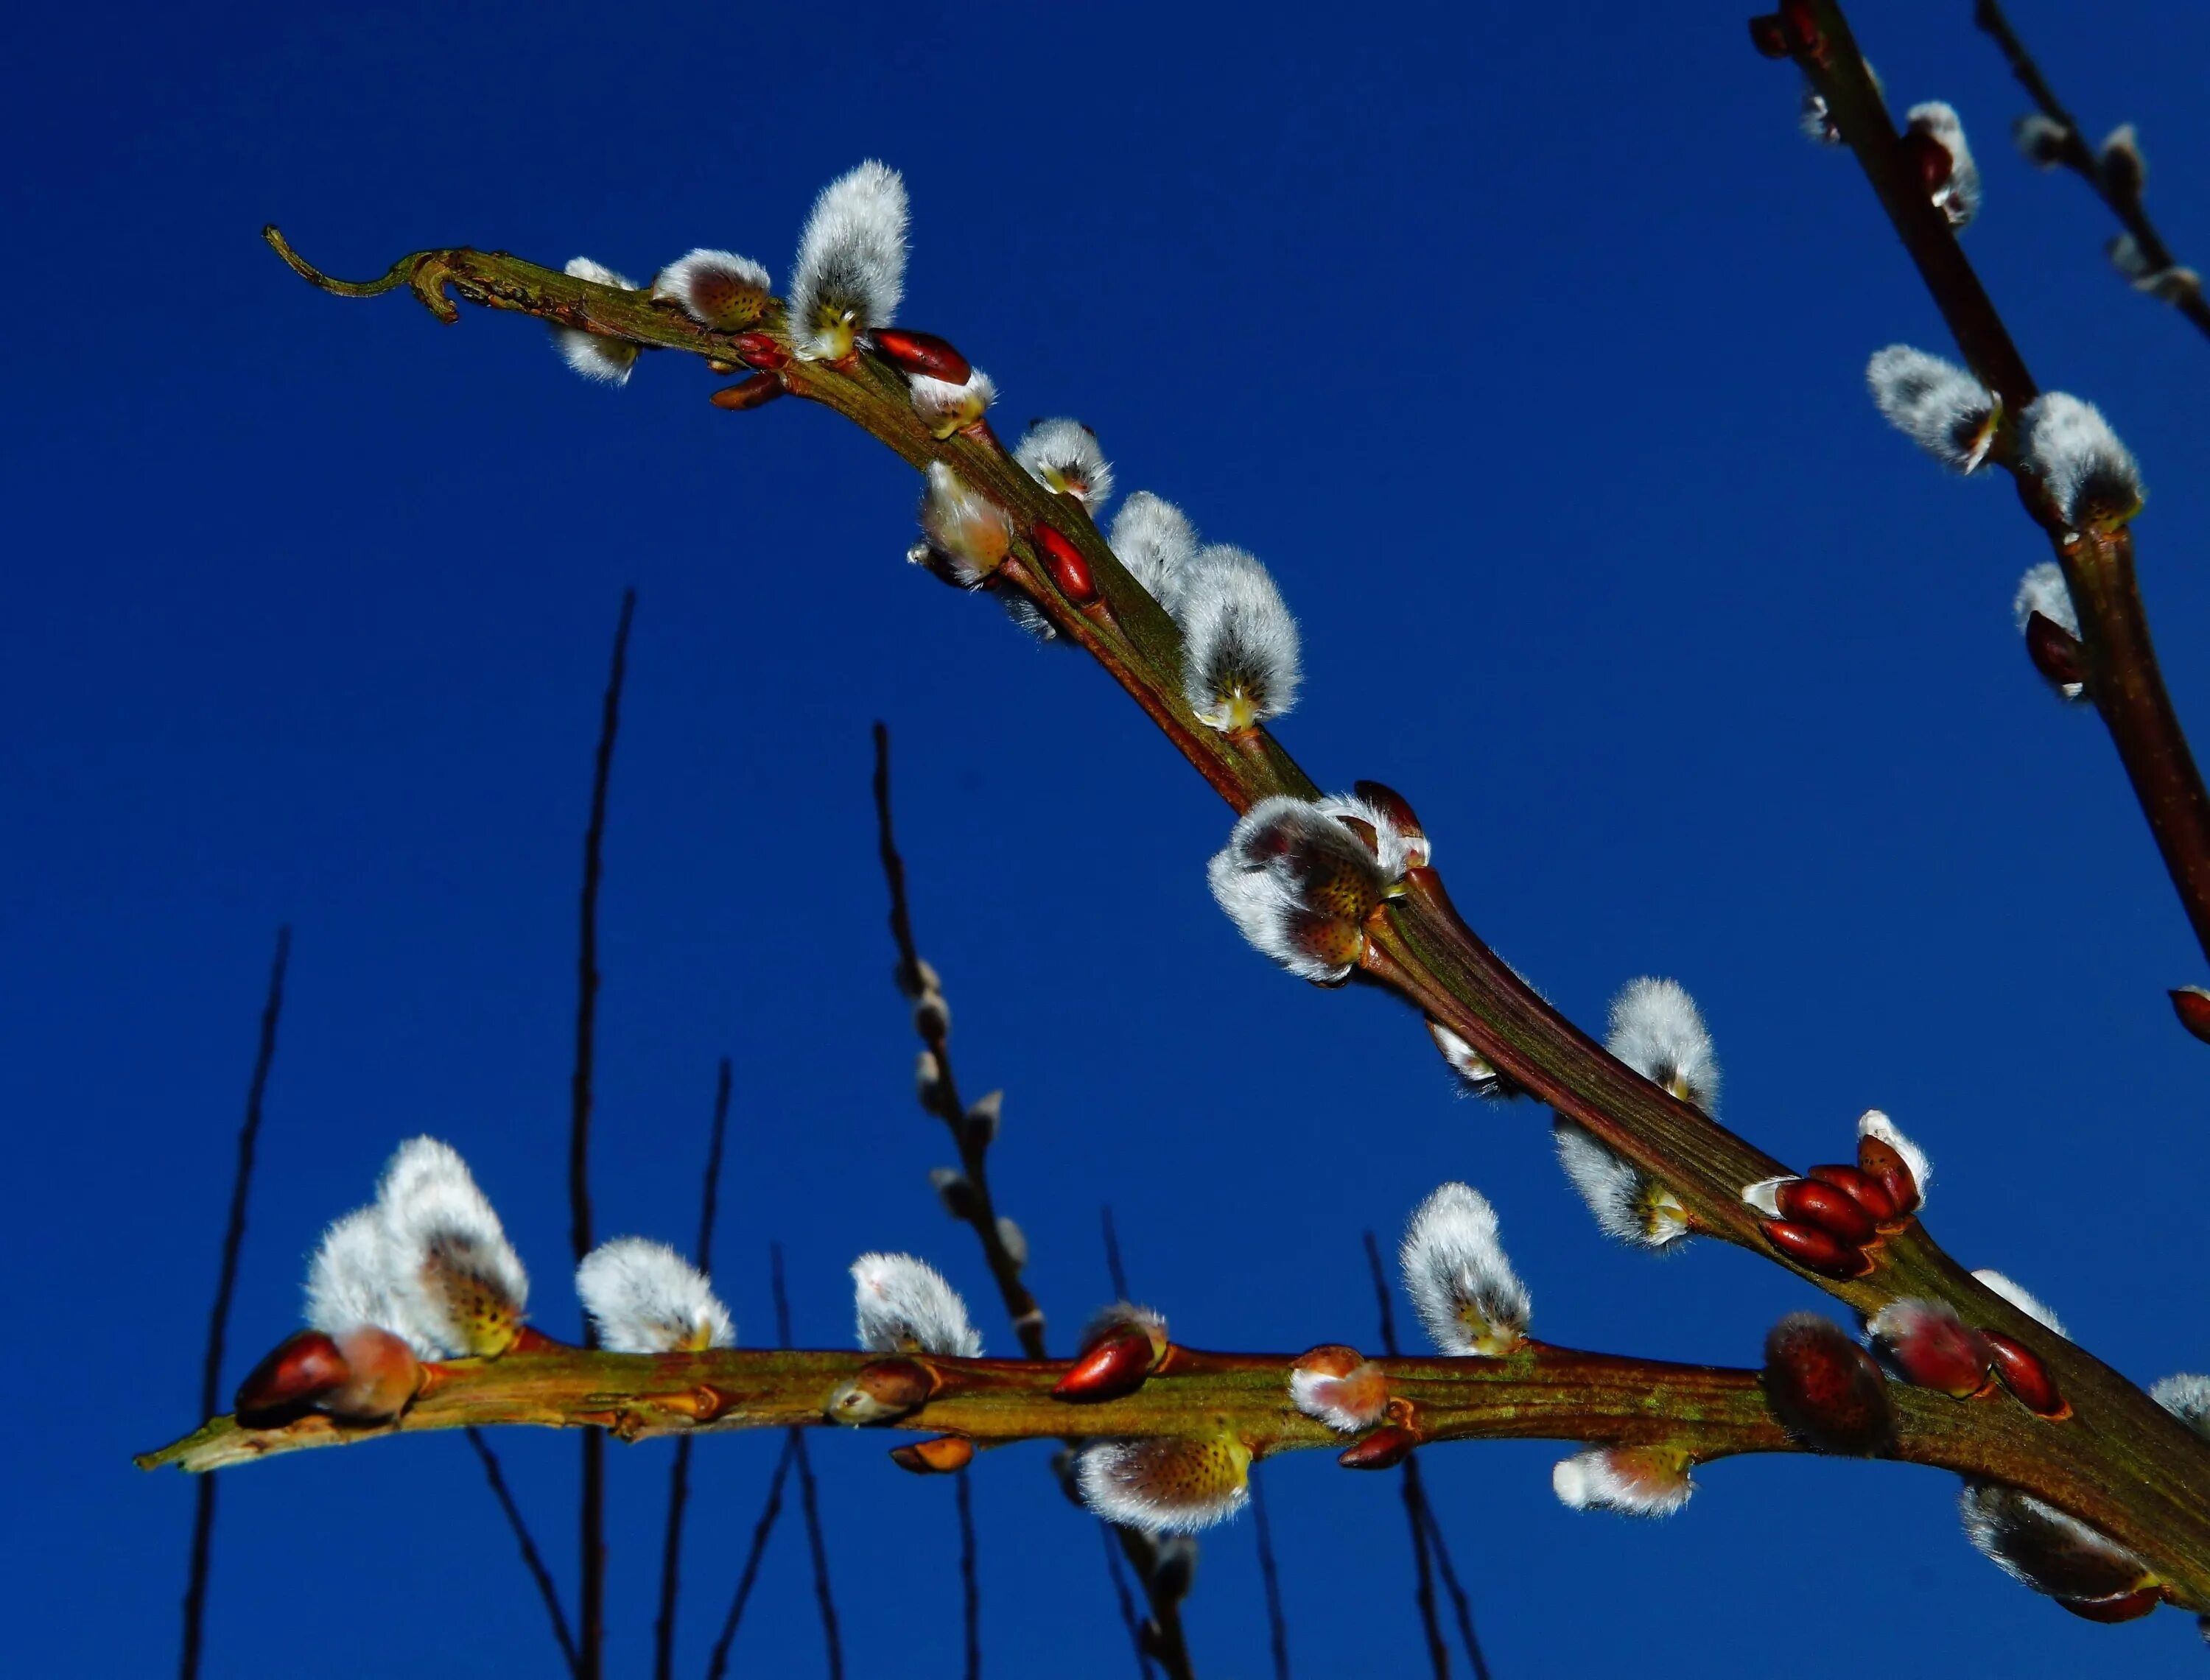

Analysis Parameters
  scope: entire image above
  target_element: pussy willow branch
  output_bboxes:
[260,224,2210,1600]
[1973,0,2210,344]
[1783,6,2210,975]
[874,723,1191,1679]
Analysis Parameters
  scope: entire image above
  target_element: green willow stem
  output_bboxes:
[246,221,2210,1607]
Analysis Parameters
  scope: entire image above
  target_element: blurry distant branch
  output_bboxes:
[1772,5,2210,977]
[466,1428,581,1676]
[1974,0,2210,341]
[179,926,290,1680]
[774,1245,845,1679]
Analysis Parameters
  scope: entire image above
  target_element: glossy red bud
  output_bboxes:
[888,1434,976,1475]
[1774,1178,1878,1245]
[1031,522,1097,605]
[1806,1163,1899,1224]
[2169,987,2210,1045]
[827,1357,936,1424]
[1337,1425,1417,1470]
[1902,128,1955,193]
[2060,1587,2160,1624]
[1856,1136,1922,1219]
[325,1326,427,1421]
[731,333,788,370]
[1761,1218,1872,1279]
[870,328,972,384]
[1870,1301,1992,1398]
[2025,611,2085,691]
[234,1330,348,1424]
[1763,1312,1894,1455]
[1053,1328,1158,1402]
[1984,1331,2067,1417]
[1352,779,1425,842]
[709,373,785,411]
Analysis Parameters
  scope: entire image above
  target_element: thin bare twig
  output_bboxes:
[571,587,635,1680]
[1100,1525,1156,1680]
[1364,1232,1450,1677]
[704,1433,797,1680]
[180,926,290,1680]
[1418,1502,1491,1680]
[957,1467,981,1680]
[468,1428,583,1675]
[1974,0,2210,343]
[1102,1205,1132,1305]
[1250,1470,1290,1680]
[774,1244,843,1678]
[656,1059,734,1680]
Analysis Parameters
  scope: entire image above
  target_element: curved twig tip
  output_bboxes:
[262,225,417,301]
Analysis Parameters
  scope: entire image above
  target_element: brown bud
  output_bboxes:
[709,373,785,411]
[826,1357,934,1425]
[1774,1178,1878,1245]
[2025,611,2086,693]
[1352,779,1428,864]
[1763,1312,1894,1455]
[1054,1326,1160,1402]
[2060,1587,2160,1624]
[2170,986,2210,1044]
[1761,1217,1873,1279]
[234,1329,348,1424]
[1867,1300,1992,1399]
[870,328,972,384]
[888,1434,976,1475]
[1337,1425,1418,1470]
[1031,522,1097,605]
[1901,128,1955,195]
[324,1326,427,1422]
[1856,1134,1923,1219]
[1806,1162,1899,1224]
[731,332,788,370]
[1983,1331,2067,1417]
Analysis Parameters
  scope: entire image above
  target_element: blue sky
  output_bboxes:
[8,0,2210,1673]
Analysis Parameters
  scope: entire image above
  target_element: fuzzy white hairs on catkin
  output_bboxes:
[1316,790,1431,879]
[1014,418,1115,513]
[788,160,908,362]
[2013,562,2080,639]
[2019,393,2144,531]
[1605,977,1719,1116]
[1428,1019,1509,1098]
[1205,796,1388,984]
[1554,1120,1691,1248]
[1073,1436,1252,1534]
[376,1136,530,1357]
[908,369,997,440]
[306,1208,431,1354]
[576,1237,734,1354]
[2107,234,2201,300]
[2152,1374,2210,1436]
[1858,1110,1932,1206]
[552,258,642,385]
[1906,102,1981,228]
[1865,345,2000,474]
[1553,1447,1695,1518]
[2012,112,2069,168]
[917,461,1012,586]
[1959,1481,2147,1594]
[652,248,773,330]
[1109,492,1199,612]
[1400,1182,1531,1356]
[851,1251,981,1357]
[1176,544,1301,731]
[1971,1268,2067,1338]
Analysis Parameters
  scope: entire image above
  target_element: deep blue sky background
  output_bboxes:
[8,1,2210,1673]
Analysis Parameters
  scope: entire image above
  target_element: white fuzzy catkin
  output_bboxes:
[1014,418,1114,512]
[2151,1374,2210,1435]
[576,1237,734,1354]
[788,160,908,361]
[917,461,1012,586]
[1206,796,1389,984]
[552,258,642,385]
[1074,1436,1251,1533]
[2013,562,2086,699]
[1176,544,1301,731]
[1907,102,1982,228]
[2013,113,2070,169]
[375,1136,530,1357]
[1288,1362,1387,1432]
[1865,345,2000,474]
[1605,977,1719,1116]
[1960,1481,2147,1595]
[2019,393,2144,530]
[1316,790,1430,878]
[306,1207,428,1354]
[1428,1019,1509,1098]
[651,248,772,328]
[1971,1268,2068,1338]
[2108,234,2201,300]
[908,369,997,440]
[1554,1120,1691,1248]
[851,1251,981,1357]
[1109,492,1199,612]
[1400,1182,1531,1356]
[1858,1109,1932,1206]
[1552,1447,1694,1518]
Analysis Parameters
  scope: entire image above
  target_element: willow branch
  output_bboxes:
[467,1427,582,1675]
[1973,0,2210,343]
[259,221,2210,1603]
[180,926,290,1680]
